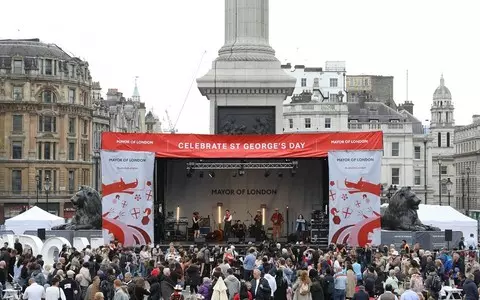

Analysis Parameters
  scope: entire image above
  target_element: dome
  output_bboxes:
[0,38,72,60]
[433,74,451,100]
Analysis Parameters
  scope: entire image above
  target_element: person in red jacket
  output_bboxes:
[233,281,252,300]
[270,209,284,240]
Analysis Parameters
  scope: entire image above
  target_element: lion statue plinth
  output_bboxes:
[52,186,102,230]
[382,186,440,231]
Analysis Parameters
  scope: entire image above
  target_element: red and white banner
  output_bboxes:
[101,132,383,158]
[328,150,382,247]
[101,150,155,246]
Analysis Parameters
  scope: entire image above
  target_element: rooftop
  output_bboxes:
[0,38,73,61]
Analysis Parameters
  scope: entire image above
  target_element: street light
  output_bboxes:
[35,174,40,205]
[446,178,453,206]
[423,135,428,204]
[44,175,51,213]
[461,172,466,210]
[438,157,443,205]
[467,167,471,216]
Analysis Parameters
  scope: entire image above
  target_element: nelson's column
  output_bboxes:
[197,0,296,134]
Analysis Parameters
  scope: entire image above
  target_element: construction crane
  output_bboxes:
[164,109,177,134]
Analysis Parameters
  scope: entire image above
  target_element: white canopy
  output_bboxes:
[4,206,65,234]
[417,204,478,240]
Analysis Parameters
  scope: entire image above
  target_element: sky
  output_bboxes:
[2,0,479,133]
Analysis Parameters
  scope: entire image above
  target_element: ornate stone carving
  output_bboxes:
[220,118,247,135]
[253,116,272,134]
[217,107,275,135]
[52,186,102,230]
[381,187,440,231]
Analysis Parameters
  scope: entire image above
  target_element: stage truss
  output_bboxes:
[186,161,298,170]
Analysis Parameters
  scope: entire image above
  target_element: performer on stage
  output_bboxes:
[223,209,233,241]
[254,210,262,240]
[192,212,200,239]
[270,208,284,240]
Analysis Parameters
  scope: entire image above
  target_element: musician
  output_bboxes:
[223,209,233,240]
[192,212,200,239]
[270,208,284,240]
[254,210,263,241]
[232,220,245,239]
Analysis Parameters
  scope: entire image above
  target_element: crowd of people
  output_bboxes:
[2,238,480,300]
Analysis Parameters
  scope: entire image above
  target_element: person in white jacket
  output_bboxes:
[46,277,66,300]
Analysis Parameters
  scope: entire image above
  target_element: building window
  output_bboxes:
[44,142,51,160]
[392,142,399,156]
[42,90,56,103]
[45,59,52,75]
[330,94,338,102]
[438,132,441,147]
[68,88,76,104]
[83,120,88,135]
[301,78,307,87]
[446,112,449,123]
[441,165,447,175]
[414,146,421,159]
[392,168,400,185]
[304,118,311,128]
[38,115,57,132]
[414,170,421,185]
[82,169,90,186]
[69,65,75,78]
[68,118,76,135]
[68,170,75,192]
[12,141,22,159]
[330,78,338,87]
[447,132,451,147]
[288,119,293,129]
[12,115,23,132]
[11,170,22,194]
[325,118,331,129]
[82,143,88,161]
[68,142,75,160]
[13,86,23,101]
[37,142,42,159]
[13,59,23,74]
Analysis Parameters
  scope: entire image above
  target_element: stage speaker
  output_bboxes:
[37,228,46,240]
[228,237,239,243]
[245,238,256,243]
[194,237,206,243]
[445,230,453,242]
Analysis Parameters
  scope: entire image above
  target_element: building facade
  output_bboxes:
[346,75,396,109]
[0,38,93,222]
[283,61,347,103]
[429,75,456,206]
[454,115,480,213]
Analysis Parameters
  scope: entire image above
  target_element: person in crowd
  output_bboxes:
[132,278,150,300]
[251,269,271,300]
[224,268,241,300]
[466,233,477,250]
[378,284,398,300]
[234,281,253,300]
[85,276,101,300]
[198,277,212,300]
[295,215,306,241]
[399,283,419,300]
[352,285,369,300]
[46,276,67,300]
[271,209,284,241]
[61,270,80,300]
[113,279,129,300]
[345,262,356,299]
[23,278,46,300]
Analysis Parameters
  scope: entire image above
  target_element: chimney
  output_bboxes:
[401,101,414,115]
[473,115,480,124]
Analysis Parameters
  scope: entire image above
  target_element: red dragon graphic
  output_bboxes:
[102,178,139,197]
[330,211,381,247]
[344,178,381,196]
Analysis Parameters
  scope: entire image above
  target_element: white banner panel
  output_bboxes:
[328,150,382,247]
[101,150,155,246]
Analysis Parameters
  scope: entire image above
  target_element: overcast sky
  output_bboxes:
[3,0,479,133]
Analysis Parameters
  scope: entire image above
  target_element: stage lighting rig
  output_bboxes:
[186,160,299,170]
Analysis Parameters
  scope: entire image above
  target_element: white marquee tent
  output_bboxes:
[381,203,478,240]
[4,206,65,234]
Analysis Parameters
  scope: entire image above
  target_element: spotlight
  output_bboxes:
[264,170,271,178]
[291,168,297,177]
[232,171,237,177]
[238,169,245,176]
[208,171,215,178]
[278,171,283,178]
[199,171,204,178]
[186,167,193,178]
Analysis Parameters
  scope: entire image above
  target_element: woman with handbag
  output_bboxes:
[46,277,66,300]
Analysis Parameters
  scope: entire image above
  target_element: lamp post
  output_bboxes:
[35,174,40,205]
[446,178,453,206]
[423,136,428,204]
[461,172,466,210]
[44,175,51,213]
[467,167,471,216]
[438,157,443,205]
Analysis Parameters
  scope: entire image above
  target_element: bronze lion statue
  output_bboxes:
[382,186,440,231]
[53,186,102,230]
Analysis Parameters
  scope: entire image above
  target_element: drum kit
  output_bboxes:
[233,219,265,240]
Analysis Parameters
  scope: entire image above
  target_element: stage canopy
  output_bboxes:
[101,131,384,158]
[4,206,65,234]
